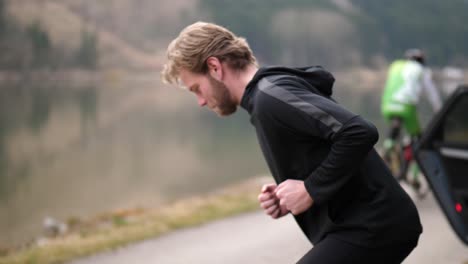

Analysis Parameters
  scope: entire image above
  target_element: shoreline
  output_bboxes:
[0,176,270,264]
[0,68,162,87]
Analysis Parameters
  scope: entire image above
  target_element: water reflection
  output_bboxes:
[0,79,266,246]
[2,68,443,247]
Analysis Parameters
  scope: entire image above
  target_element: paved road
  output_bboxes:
[70,191,468,264]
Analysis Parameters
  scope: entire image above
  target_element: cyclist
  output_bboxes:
[381,49,443,194]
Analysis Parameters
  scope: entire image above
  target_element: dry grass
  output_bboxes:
[0,177,269,264]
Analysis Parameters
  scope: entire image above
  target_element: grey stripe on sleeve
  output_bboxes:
[258,77,343,133]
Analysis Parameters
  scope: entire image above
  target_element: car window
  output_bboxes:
[443,95,468,143]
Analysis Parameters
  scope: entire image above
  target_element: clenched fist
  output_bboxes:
[258,183,289,219]
[275,179,314,215]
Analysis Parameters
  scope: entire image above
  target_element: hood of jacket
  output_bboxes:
[247,66,335,97]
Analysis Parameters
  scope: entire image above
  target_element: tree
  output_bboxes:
[26,21,51,68]
[75,30,98,69]
[0,0,5,37]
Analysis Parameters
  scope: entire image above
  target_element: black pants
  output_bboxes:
[297,236,418,264]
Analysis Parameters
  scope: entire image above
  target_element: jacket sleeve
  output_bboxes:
[304,114,378,205]
[255,78,379,205]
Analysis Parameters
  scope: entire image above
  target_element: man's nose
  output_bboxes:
[197,96,207,107]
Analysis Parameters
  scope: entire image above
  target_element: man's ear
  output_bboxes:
[206,57,223,81]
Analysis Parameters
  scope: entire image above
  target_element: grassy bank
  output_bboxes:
[0,177,269,264]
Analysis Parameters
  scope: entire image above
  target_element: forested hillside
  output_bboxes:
[201,0,468,67]
[0,0,98,70]
[352,0,468,66]
[1,0,467,70]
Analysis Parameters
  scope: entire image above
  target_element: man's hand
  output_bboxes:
[275,179,314,215]
[258,183,289,219]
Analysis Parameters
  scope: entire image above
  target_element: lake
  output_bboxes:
[0,74,267,247]
[0,67,460,247]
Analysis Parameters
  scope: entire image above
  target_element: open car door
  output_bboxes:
[416,84,468,245]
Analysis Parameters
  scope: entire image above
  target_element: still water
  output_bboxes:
[0,69,456,247]
[0,76,267,246]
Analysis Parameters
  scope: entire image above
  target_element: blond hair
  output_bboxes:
[161,22,257,85]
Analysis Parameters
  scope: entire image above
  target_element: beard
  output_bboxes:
[207,75,237,116]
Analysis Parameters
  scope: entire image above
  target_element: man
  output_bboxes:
[162,21,422,263]
[381,49,443,190]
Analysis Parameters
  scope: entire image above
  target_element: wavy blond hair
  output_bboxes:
[161,22,257,85]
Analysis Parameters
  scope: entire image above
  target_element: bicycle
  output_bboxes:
[382,133,429,199]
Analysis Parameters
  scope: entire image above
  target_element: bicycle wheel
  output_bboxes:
[407,161,429,199]
[383,142,404,181]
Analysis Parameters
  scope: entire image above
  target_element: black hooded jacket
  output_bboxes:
[240,66,422,247]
